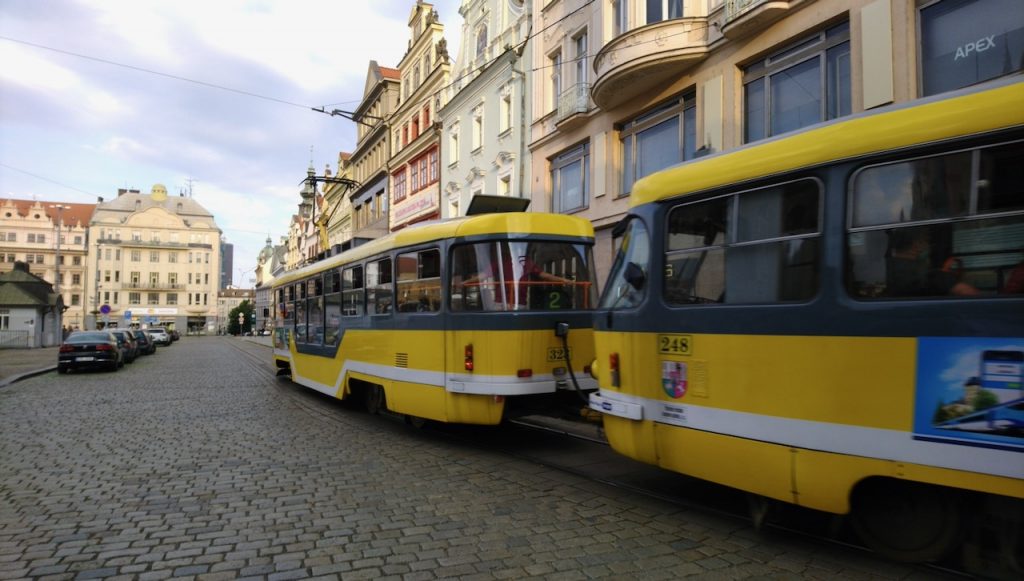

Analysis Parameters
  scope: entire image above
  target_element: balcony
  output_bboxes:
[556,83,592,130]
[721,0,814,40]
[123,282,186,291]
[592,18,709,110]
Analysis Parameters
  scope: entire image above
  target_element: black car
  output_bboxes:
[168,329,180,342]
[109,329,138,363]
[132,329,156,355]
[58,331,122,373]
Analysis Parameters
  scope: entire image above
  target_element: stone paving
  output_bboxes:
[0,337,947,580]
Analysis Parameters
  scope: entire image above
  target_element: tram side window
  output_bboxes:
[664,179,821,305]
[453,241,596,311]
[848,142,1024,298]
[342,265,364,316]
[367,258,393,315]
[324,269,341,346]
[306,276,324,344]
[295,282,307,343]
[397,249,441,312]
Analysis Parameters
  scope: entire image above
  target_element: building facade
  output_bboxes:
[349,61,401,242]
[215,287,254,334]
[440,0,533,217]
[528,0,1023,283]
[322,152,355,250]
[86,185,222,334]
[0,198,95,329]
[388,2,452,231]
[0,262,64,347]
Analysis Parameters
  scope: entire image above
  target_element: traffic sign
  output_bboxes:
[124,310,132,319]
[100,304,111,314]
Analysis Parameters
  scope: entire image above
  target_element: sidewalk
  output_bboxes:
[0,346,58,387]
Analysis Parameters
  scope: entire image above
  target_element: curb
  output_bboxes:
[0,366,57,388]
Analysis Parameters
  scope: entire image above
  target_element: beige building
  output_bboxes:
[350,61,401,242]
[86,185,222,334]
[529,0,1023,280]
[1,199,95,329]
[215,287,254,334]
[388,1,452,231]
[321,152,355,250]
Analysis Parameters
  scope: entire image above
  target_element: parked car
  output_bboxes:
[168,329,180,342]
[132,329,156,355]
[109,329,138,363]
[146,327,171,346]
[58,331,122,373]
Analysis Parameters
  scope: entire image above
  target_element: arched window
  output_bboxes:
[476,25,488,58]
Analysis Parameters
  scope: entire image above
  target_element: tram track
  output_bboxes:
[226,339,976,579]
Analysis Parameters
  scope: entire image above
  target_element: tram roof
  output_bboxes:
[632,77,1024,207]
[275,211,595,285]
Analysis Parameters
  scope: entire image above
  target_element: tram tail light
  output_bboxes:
[609,352,620,387]
[517,369,533,378]
[464,344,474,371]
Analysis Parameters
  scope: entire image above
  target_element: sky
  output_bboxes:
[0,0,463,287]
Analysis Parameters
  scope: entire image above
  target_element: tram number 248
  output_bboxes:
[658,334,692,356]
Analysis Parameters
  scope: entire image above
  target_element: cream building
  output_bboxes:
[321,152,355,250]
[529,0,1023,281]
[350,61,400,242]
[0,198,95,329]
[215,287,254,334]
[388,1,452,230]
[86,185,222,334]
[440,0,533,217]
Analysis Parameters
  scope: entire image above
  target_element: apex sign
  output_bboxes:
[954,35,997,61]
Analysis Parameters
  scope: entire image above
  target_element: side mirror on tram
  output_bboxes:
[624,262,646,291]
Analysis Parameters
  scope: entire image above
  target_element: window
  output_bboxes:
[342,265,365,316]
[621,93,696,194]
[500,175,512,197]
[325,269,341,346]
[613,0,629,36]
[574,32,588,86]
[72,256,81,266]
[393,169,407,201]
[129,292,141,305]
[476,24,488,57]
[131,272,140,285]
[847,141,1024,299]
[411,160,420,192]
[549,51,562,112]
[919,0,1024,96]
[148,293,159,305]
[429,149,438,183]
[367,258,393,315]
[169,273,177,285]
[646,0,682,23]
[0,311,7,330]
[169,252,178,264]
[167,293,178,305]
[74,236,82,244]
[744,22,851,143]
[396,249,441,312]
[71,295,80,306]
[131,250,141,262]
[500,87,513,133]
[449,241,596,311]
[664,179,822,305]
[27,233,36,243]
[150,273,159,285]
[104,270,111,283]
[551,142,590,213]
[472,106,483,151]
[449,124,460,164]
[72,274,81,285]
[150,251,159,262]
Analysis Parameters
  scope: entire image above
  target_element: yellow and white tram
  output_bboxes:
[272,207,597,425]
[589,78,1024,564]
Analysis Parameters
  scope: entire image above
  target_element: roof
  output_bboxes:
[91,191,219,229]
[0,262,59,307]
[0,198,96,228]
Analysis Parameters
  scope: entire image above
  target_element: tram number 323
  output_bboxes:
[658,334,693,356]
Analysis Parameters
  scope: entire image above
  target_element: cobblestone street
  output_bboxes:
[1,337,941,580]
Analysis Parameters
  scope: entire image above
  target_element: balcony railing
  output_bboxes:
[123,282,186,290]
[725,0,769,21]
[557,83,591,124]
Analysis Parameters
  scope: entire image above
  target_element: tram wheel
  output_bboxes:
[364,385,385,415]
[851,478,962,563]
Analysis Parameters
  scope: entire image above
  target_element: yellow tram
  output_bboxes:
[272,207,597,425]
[589,78,1024,564]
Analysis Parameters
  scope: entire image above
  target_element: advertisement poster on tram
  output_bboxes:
[913,337,1024,451]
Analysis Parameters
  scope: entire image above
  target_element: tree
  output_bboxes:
[228,300,255,336]
[973,388,999,412]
